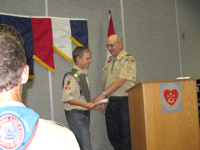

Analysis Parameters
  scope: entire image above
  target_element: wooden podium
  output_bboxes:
[126,79,199,150]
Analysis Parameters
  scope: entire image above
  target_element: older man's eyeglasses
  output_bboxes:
[106,44,115,48]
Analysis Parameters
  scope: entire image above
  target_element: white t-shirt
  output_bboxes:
[0,101,80,150]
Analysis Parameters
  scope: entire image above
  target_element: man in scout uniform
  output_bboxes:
[61,46,96,150]
[0,32,80,150]
[94,34,137,150]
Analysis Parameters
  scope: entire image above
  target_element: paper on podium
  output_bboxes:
[176,76,190,79]
[95,99,108,105]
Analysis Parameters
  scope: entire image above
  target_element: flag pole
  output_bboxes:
[175,0,182,77]
[120,0,126,51]
[45,0,54,121]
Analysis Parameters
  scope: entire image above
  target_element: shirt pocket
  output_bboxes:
[113,65,121,78]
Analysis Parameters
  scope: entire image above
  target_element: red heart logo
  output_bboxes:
[164,89,178,106]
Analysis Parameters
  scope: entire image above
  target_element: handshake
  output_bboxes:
[86,95,109,114]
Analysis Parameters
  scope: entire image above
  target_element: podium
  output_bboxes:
[126,79,199,150]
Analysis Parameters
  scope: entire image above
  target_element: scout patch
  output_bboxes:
[77,77,80,81]
[107,57,112,63]
[0,106,39,150]
[125,57,134,62]
[74,71,81,78]
[117,57,124,66]
[126,70,130,75]
[103,66,109,71]
[0,115,25,149]
[67,81,71,85]
[66,75,72,81]
[65,86,71,90]
[76,71,81,76]
[118,61,123,66]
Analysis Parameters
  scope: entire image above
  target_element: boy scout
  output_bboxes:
[61,46,96,150]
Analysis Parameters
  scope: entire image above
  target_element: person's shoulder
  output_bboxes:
[28,118,80,150]
[123,51,133,57]
[38,119,73,135]
[122,52,135,63]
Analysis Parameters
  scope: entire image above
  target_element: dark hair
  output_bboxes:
[72,46,91,63]
[0,32,26,92]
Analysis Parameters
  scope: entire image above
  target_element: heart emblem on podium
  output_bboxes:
[164,89,178,106]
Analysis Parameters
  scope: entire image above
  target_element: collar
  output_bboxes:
[0,101,26,108]
[73,65,88,75]
[111,49,125,61]
[116,50,126,60]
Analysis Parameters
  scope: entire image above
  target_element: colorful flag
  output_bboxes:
[0,14,88,79]
[0,14,34,79]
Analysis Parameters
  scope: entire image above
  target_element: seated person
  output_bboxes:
[0,32,80,150]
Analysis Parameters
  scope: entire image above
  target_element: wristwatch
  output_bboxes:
[102,91,107,97]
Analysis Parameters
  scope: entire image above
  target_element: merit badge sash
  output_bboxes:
[62,68,90,102]
[0,106,40,150]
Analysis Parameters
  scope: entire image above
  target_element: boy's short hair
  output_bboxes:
[72,46,91,63]
[0,32,26,92]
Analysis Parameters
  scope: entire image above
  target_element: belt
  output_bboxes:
[68,109,89,115]
[109,96,128,101]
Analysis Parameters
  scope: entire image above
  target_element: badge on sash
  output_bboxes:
[0,115,24,149]
[0,106,39,150]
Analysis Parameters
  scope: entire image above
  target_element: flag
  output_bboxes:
[52,19,88,62]
[0,14,34,79]
[31,18,55,73]
[0,14,88,79]
[107,11,115,59]
[108,13,115,37]
[70,20,88,48]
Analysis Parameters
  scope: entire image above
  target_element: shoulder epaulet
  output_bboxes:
[125,54,131,56]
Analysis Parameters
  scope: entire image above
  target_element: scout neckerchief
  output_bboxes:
[62,68,90,102]
[0,106,40,150]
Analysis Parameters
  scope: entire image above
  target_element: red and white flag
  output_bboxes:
[107,10,115,59]
[108,12,115,37]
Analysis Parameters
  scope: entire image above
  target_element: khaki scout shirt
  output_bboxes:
[102,50,137,96]
[61,65,90,111]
